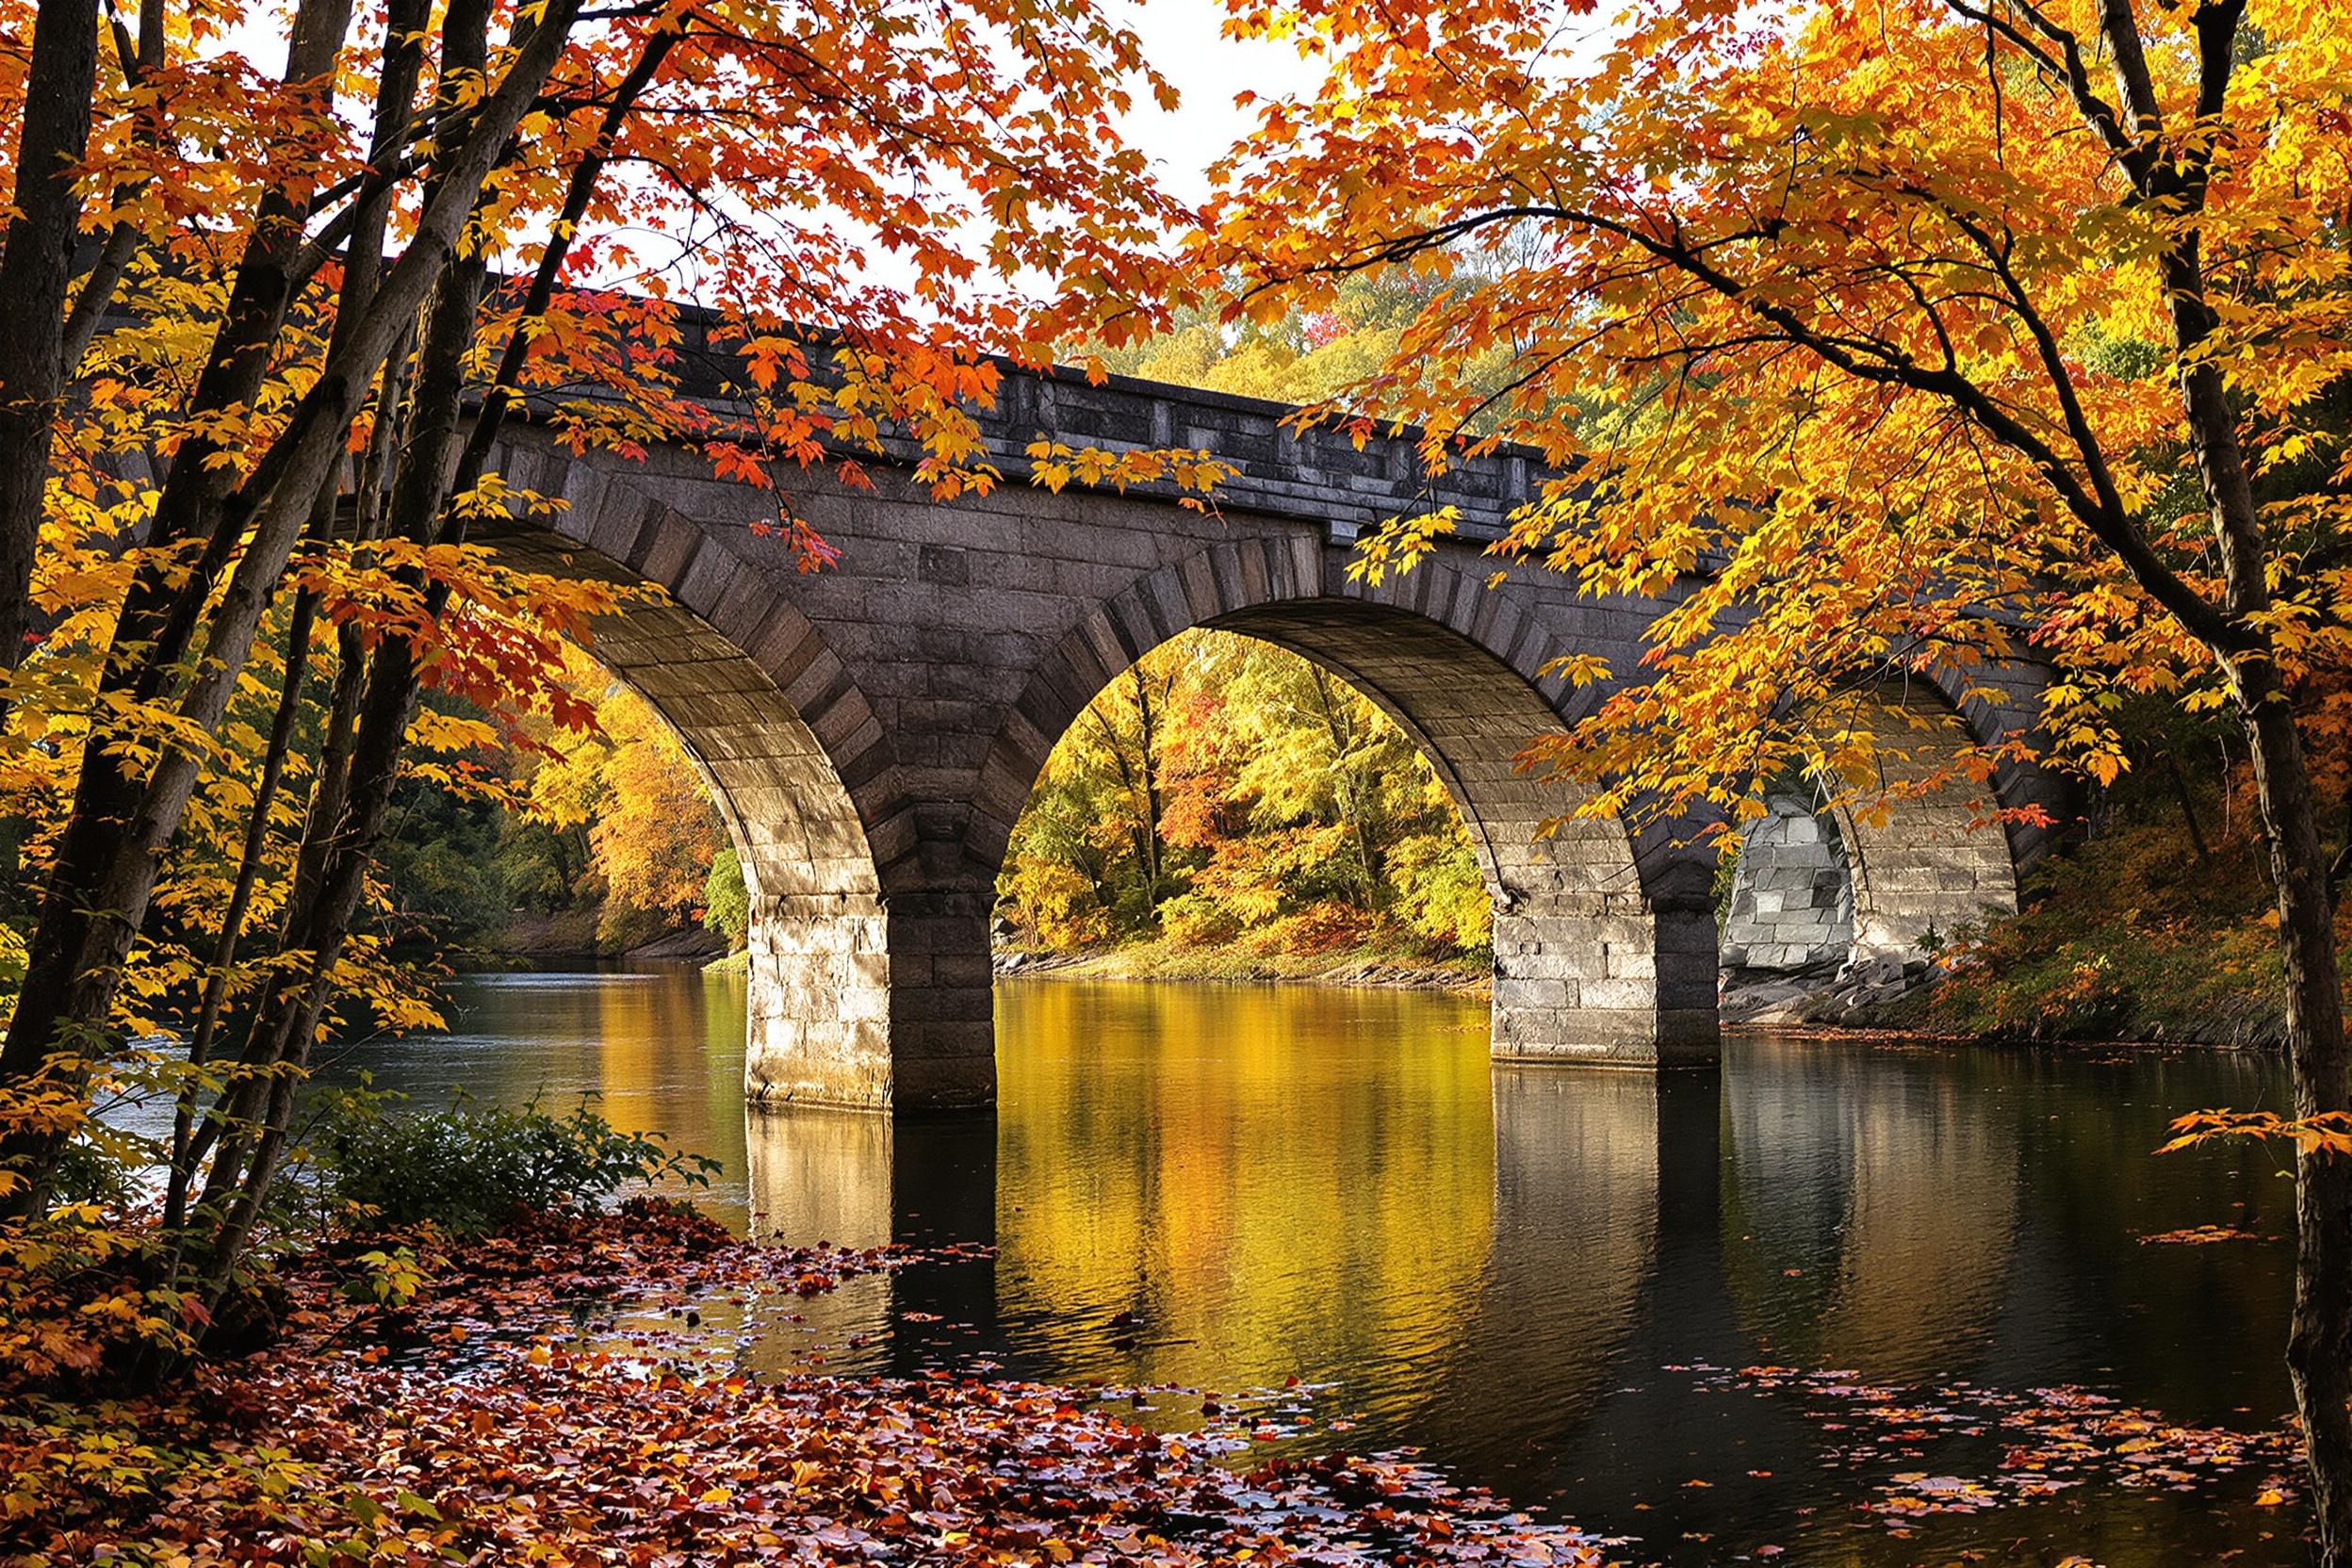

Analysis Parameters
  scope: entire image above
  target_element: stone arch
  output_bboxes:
[978,538,1721,1070]
[1827,679,2025,961]
[1719,784,1855,973]
[471,444,924,1109]
[1723,677,2035,975]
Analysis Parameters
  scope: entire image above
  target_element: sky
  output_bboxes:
[1115,2,1328,203]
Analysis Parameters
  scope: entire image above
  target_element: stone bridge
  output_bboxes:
[478,366,2071,1113]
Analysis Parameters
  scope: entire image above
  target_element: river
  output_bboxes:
[311,963,2305,1565]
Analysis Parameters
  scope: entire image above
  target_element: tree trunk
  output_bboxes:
[0,0,100,689]
[1130,666,1167,910]
[185,11,672,1274]
[160,590,315,1236]
[2238,674,2352,1560]
[57,0,169,370]
[1310,666,1382,909]
[2170,253,2352,1558]
[2163,751,2213,865]
[0,0,581,1212]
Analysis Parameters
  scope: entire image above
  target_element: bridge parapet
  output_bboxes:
[983,370,1534,544]
[644,319,1541,545]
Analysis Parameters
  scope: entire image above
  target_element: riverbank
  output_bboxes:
[709,940,1487,991]
[1835,815,2299,1052]
[993,936,1490,993]
[488,909,729,964]
[1723,956,2287,1052]
[3,1205,1606,1568]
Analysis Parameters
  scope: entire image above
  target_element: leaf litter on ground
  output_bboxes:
[4,1203,1615,1567]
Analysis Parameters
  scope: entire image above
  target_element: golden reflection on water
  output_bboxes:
[988,980,1495,1396]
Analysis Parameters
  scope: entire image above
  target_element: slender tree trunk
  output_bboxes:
[161,592,315,1236]
[1130,666,1167,910]
[188,18,674,1275]
[1310,667,1381,909]
[2164,751,2213,865]
[2168,218,2352,1552]
[199,624,432,1282]
[1088,702,1157,915]
[194,129,498,1223]
[57,0,168,369]
[0,0,100,688]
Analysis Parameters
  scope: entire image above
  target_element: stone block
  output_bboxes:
[1495,977,1574,1009]
[1579,977,1659,1012]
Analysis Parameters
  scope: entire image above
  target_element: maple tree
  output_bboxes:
[519,652,731,948]
[1204,0,2352,1548]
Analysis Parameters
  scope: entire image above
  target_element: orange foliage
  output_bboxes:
[589,725,723,929]
[1201,0,2352,834]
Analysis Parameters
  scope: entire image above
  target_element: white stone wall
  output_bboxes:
[1721,792,1855,972]
[1835,697,2021,961]
[743,890,893,1108]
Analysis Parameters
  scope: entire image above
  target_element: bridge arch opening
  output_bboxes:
[471,469,901,1110]
[988,578,1721,1073]
[1719,682,2025,982]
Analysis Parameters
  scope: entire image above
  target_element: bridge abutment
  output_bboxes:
[1491,898,1721,1067]
[877,887,998,1111]
[744,890,894,1108]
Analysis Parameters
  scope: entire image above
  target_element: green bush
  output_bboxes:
[705,847,749,949]
[312,1083,719,1235]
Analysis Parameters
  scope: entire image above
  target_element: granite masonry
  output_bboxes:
[478,367,2066,1112]
[1721,791,1856,973]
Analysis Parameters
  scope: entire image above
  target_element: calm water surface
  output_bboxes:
[320,966,2306,1566]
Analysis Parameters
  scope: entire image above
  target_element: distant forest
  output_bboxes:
[998,629,1491,966]
[378,650,742,960]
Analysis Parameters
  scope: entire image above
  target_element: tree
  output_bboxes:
[523,659,729,947]
[0,0,101,687]
[0,0,1195,1309]
[998,629,1490,959]
[1207,0,2352,1548]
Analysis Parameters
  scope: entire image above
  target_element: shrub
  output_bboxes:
[1,1074,201,1395]
[1156,890,1242,949]
[705,847,750,949]
[312,1084,719,1235]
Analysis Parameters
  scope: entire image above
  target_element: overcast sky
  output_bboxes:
[1115,3,1326,204]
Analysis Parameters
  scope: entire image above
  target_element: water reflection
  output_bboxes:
[988,981,1493,1402]
[1446,1067,1665,1427]
[1723,1039,2022,1377]
[743,1104,896,1249]
[324,970,2306,1566]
